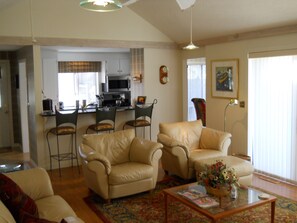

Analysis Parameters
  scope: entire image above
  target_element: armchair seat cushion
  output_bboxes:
[109,162,153,185]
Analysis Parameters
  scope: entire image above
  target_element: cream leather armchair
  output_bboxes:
[157,120,232,180]
[79,129,163,201]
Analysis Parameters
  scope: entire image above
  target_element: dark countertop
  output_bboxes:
[41,106,134,117]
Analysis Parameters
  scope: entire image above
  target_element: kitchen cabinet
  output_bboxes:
[107,58,130,75]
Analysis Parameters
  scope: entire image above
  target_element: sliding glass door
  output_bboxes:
[248,55,297,183]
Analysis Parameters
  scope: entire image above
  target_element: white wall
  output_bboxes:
[144,48,183,139]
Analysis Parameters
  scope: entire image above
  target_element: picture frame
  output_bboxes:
[211,59,239,98]
[137,96,146,105]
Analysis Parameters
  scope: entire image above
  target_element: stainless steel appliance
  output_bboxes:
[107,75,130,92]
[102,91,131,107]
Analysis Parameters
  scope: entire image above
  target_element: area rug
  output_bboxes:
[84,177,297,223]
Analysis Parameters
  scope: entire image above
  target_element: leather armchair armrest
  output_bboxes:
[86,152,111,175]
[130,137,163,165]
[79,144,111,174]
[200,127,232,153]
[157,133,190,157]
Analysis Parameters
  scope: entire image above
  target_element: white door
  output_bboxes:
[0,61,12,148]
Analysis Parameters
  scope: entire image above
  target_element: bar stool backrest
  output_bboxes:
[96,106,116,125]
[55,108,78,128]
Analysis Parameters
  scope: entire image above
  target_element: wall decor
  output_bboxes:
[136,96,146,105]
[211,59,239,98]
[159,65,169,84]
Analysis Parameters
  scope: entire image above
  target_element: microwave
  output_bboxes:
[107,75,130,92]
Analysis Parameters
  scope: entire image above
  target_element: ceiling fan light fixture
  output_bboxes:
[80,0,122,12]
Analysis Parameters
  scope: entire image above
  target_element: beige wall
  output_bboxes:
[182,33,297,156]
[143,48,183,139]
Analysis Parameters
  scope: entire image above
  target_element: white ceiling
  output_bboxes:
[1,0,297,50]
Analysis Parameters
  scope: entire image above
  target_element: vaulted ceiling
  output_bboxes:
[128,0,297,46]
[1,0,297,49]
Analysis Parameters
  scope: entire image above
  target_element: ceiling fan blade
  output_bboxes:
[176,0,196,10]
[119,0,139,6]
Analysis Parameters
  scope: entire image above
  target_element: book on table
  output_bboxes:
[177,188,219,208]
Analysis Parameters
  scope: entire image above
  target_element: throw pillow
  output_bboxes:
[0,173,39,221]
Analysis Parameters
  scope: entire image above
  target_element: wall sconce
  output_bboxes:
[224,98,239,132]
[133,74,143,83]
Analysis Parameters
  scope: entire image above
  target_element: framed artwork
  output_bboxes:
[211,59,239,98]
[137,96,146,105]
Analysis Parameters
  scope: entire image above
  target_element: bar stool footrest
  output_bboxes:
[50,153,78,162]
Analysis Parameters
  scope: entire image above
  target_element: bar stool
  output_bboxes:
[85,106,117,134]
[46,108,80,176]
[123,99,157,140]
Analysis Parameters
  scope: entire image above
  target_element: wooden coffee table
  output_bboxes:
[163,183,276,223]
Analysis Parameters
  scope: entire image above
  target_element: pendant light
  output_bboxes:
[183,6,199,50]
[80,0,122,12]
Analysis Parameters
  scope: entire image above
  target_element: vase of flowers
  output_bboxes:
[197,160,239,197]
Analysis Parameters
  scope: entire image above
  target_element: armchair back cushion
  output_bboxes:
[159,120,203,151]
[82,129,134,165]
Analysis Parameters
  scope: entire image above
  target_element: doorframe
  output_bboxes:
[18,60,30,153]
[0,60,14,149]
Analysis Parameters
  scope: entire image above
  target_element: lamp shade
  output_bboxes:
[80,0,122,12]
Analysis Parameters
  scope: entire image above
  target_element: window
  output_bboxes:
[248,54,297,184]
[58,61,102,108]
[187,58,206,121]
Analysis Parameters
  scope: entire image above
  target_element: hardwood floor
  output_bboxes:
[1,152,297,223]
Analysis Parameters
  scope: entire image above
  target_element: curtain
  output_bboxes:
[248,55,297,183]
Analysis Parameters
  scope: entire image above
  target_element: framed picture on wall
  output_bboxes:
[137,96,146,105]
[211,59,239,98]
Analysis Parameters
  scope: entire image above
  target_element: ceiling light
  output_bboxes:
[183,6,199,50]
[80,0,122,12]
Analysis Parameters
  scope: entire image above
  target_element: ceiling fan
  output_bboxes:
[80,0,196,12]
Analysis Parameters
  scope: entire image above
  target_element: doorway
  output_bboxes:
[0,60,13,152]
[187,58,206,121]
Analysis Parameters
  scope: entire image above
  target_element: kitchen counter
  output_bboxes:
[40,106,134,117]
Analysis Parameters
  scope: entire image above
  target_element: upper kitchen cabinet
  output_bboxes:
[106,58,131,75]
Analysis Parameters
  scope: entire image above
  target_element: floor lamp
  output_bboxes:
[224,99,239,132]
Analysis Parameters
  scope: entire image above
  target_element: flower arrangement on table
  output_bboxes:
[197,160,239,197]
